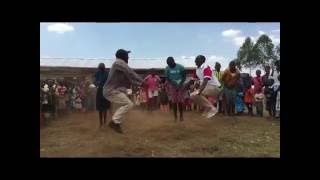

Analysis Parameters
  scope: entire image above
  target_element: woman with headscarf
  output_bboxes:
[94,63,110,128]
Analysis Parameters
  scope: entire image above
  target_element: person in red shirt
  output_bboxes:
[252,69,263,95]
[244,85,254,116]
[144,69,161,111]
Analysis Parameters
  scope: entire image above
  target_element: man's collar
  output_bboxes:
[197,63,206,69]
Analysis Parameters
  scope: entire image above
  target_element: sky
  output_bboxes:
[40,22,280,72]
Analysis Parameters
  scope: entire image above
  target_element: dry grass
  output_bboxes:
[40,109,280,157]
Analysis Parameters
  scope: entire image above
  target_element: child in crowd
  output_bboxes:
[184,89,192,111]
[235,80,245,115]
[133,87,140,107]
[71,86,77,112]
[190,80,201,113]
[244,85,254,116]
[159,82,169,112]
[254,87,264,117]
[235,91,245,115]
[55,82,68,115]
[41,84,51,120]
[264,79,275,119]
[271,74,280,118]
[139,87,148,110]
[74,93,82,112]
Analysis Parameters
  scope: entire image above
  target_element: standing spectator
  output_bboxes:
[87,83,96,111]
[74,93,83,112]
[41,83,51,120]
[66,83,73,112]
[244,85,254,116]
[214,62,225,114]
[270,61,280,84]
[252,70,263,95]
[164,79,172,111]
[235,80,245,115]
[221,61,240,116]
[270,63,280,117]
[159,81,169,112]
[254,87,264,117]
[264,78,275,119]
[79,82,87,112]
[48,80,57,118]
[262,65,274,119]
[184,89,192,111]
[138,86,148,110]
[94,63,111,129]
[165,57,186,122]
[70,85,77,112]
[190,80,201,112]
[274,74,280,118]
[55,81,67,116]
[103,49,144,133]
[144,69,161,111]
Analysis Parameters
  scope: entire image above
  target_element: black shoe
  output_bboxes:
[109,121,123,134]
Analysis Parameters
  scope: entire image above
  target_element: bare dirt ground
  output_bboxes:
[40,109,280,157]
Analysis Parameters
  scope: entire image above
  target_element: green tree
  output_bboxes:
[237,37,256,74]
[252,34,275,69]
[274,43,280,71]
[275,43,280,60]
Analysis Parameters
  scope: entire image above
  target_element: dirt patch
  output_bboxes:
[40,110,280,157]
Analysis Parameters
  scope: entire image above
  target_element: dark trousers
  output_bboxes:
[246,103,253,115]
[255,101,263,117]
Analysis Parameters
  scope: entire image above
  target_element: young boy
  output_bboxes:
[235,92,245,115]
[184,89,192,111]
[75,93,83,112]
[235,80,245,115]
[254,87,264,117]
[139,87,148,110]
[244,85,254,116]
[159,82,169,112]
[190,80,201,112]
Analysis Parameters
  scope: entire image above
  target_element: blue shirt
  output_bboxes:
[94,70,108,88]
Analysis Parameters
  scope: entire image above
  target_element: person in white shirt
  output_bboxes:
[190,55,222,118]
[270,62,280,85]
